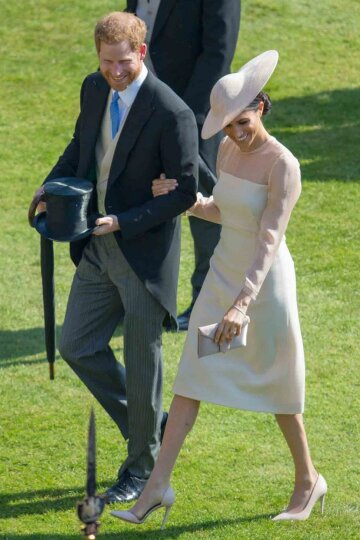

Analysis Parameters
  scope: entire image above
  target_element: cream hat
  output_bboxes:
[202,50,279,140]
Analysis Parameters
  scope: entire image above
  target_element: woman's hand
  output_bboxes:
[152,173,178,197]
[214,305,248,345]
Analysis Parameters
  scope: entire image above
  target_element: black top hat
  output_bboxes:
[33,177,98,242]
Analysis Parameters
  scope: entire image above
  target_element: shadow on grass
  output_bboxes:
[0,515,271,539]
[0,325,124,366]
[268,87,360,182]
[0,326,60,364]
[0,485,270,530]
[0,485,86,518]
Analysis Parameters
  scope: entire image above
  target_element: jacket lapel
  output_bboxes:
[151,0,177,43]
[107,72,156,187]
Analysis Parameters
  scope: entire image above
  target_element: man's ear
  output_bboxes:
[139,42,147,60]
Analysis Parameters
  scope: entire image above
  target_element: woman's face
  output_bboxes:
[223,102,266,152]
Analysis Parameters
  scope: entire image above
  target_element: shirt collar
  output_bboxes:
[112,64,148,108]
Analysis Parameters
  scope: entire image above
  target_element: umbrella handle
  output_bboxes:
[28,190,45,227]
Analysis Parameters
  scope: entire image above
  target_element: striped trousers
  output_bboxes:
[59,233,166,479]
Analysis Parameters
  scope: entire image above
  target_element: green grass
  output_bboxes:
[1,0,359,538]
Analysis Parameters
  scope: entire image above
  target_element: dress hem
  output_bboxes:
[172,385,304,415]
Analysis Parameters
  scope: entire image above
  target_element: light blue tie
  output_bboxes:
[110,91,123,139]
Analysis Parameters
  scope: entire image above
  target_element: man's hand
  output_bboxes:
[28,186,46,227]
[92,215,120,236]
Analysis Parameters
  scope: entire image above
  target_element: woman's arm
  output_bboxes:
[152,176,222,224]
[188,193,221,223]
[238,153,301,302]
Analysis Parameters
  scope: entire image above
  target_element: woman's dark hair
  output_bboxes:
[246,91,272,116]
[257,91,272,115]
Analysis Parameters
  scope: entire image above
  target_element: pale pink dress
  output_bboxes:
[173,136,305,413]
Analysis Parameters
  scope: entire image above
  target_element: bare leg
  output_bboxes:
[130,394,200,517]
[275,413,318,512]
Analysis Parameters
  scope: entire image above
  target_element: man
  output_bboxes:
[126,0,241,329]
[31,12,197,502]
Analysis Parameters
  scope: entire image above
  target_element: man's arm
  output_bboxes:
[116,108,198,239]
[28,78,88,223]
[43,121,80,182]
[42,75,91,183]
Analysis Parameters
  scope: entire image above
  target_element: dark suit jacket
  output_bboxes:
[44,70,198,324]
[126,0,241,194]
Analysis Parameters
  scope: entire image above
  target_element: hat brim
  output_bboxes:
[33,212,96,243]
[202,50,279,140]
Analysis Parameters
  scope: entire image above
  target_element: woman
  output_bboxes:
[112,50,327,528]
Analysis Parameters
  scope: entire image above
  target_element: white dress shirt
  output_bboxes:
[95,64,148,214]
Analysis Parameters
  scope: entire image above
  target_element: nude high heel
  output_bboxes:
[111,486,175,530]
[272,473,327,521]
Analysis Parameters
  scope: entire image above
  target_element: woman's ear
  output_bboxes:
[258,101,265,117]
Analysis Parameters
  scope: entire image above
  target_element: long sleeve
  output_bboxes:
[188,193,222,224]
[117,107,198,239]
[43,75,90,183]
[241,153,301,299]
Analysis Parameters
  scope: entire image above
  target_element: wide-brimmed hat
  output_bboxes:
[202,50,279,140]
[33,177,97,242]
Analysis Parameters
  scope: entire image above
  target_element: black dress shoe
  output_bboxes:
[105,470,146,504]
[177,305,193,331]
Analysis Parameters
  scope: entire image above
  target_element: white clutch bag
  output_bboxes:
[197,317,250,358]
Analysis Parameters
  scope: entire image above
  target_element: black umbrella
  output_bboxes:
[28,192,56,380]
[77,408,106,539]
[40,236,56,380]
[29,178,96,380]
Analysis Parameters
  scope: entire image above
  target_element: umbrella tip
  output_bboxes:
[49,363,55,380]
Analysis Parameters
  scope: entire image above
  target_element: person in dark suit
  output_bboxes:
[30,12,197,503]
[126,0,241,329]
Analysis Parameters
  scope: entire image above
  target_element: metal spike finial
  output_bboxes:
[77,408,105,539]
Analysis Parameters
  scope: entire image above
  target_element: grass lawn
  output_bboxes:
[0,0,359,538]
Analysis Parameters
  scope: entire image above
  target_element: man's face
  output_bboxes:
[98,40,146,91]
